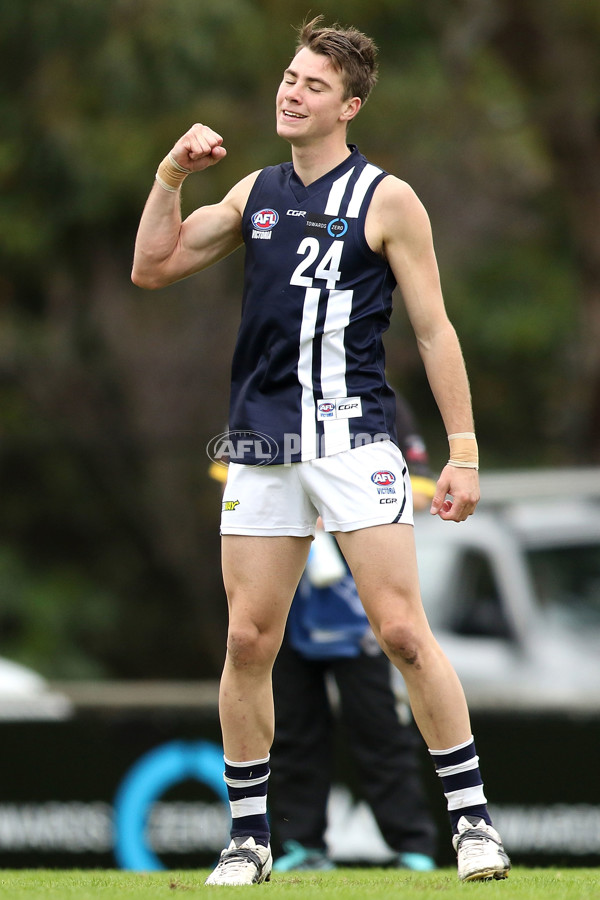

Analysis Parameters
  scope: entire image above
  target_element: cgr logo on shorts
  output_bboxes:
[371,470,396,487]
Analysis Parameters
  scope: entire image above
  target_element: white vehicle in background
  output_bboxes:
[412,468,600,713]
[0,656,71,720]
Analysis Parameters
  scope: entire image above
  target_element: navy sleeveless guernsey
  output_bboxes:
[228,145,398,465]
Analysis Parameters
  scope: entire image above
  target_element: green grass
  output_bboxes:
[0,869,599,900]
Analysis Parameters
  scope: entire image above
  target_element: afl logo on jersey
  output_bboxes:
[318,401,336,418]
[371,470,396,486]
[251,209,279,231]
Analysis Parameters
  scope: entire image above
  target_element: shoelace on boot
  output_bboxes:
[216,847,264,875]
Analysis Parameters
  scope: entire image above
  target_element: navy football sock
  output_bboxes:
[429,736,491,834]
[223,756,270,847]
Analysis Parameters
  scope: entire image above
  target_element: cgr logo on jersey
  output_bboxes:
[251,208,279,240]
[371,470,396,487]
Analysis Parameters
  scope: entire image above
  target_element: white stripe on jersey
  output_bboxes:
[321,289,353,456]
[298,287,321,461]
[324,167,355,216]
[346,164,382,218]
[298,165,382,460]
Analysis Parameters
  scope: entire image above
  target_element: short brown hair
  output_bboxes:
[295,16,379,104]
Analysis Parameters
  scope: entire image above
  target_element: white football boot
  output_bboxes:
[205,836,273,886]
[452,816,511,881]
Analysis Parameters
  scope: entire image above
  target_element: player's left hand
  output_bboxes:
[430,465,480,522]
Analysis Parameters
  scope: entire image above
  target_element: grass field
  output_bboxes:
[0,869,599,900]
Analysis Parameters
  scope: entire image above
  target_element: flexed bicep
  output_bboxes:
[132,160,259,289]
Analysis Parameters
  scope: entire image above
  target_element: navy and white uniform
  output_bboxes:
[229,145,398,465]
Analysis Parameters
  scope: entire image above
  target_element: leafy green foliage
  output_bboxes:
[0,0,598,677]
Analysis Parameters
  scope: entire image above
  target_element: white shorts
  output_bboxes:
[220,440,413,536]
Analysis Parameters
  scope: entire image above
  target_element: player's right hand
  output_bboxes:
[171,123,227,172]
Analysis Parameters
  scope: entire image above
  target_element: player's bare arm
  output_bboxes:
[131,123,259,290]
[367,177,480,522]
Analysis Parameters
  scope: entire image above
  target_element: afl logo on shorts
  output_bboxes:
[251,209,279,231]
[371,470,396,486]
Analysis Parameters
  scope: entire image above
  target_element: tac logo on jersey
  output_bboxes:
[251,209,279,240]
[371,470,396,486]
[327,217,348,238]
[305,213,349,239]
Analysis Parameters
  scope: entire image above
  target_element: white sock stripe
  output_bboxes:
[224,773,270,788]
[223,756,270,767]
[230,796,268,817]
[435,756,480,777]
[444,785,488,811]
[428,735,475,757]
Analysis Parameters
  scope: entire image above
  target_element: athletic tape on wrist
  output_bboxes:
[155,152,191,192]
[447,433,479,470]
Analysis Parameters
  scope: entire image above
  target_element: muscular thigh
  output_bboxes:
[222,534,311,638]
[334,524,428,633]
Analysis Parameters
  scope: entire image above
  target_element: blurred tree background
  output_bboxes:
[0,0,598,679]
